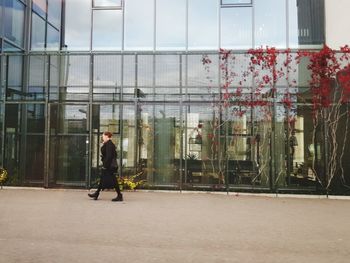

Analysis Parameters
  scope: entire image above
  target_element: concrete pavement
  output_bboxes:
[1,188,350,263]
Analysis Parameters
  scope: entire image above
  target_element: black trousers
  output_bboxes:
[97,168,121,195]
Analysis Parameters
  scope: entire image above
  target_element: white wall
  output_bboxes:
[325,0,350,50]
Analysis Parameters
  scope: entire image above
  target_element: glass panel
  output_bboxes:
[61,55,90,86]
[32,0,47,17]
[140,104,180,186]
[3,41,22,52]
[4,104,21,185]
[121,105,137,175]
[49,55,59,101]
[251,106,271,187]
[155,55,180,101]
[25,135,45,182]
[186,54,219,101]
[0,2,3,37]
[226,105,271,187]
[48,0,62,28]
[59,55,90,101]
[137,55,153,87]
[156,0,186,50]
[93,55,121,101]
[188,0,218,50]
[7,56,22,86]
[31,13,46,50]
[3,104,43,184]
[92,10,122,51]
[0,96,3,165]
[185,105,223,187]
[49,135,88,186]
[91,104,121,184]
[92,105,120,133]
[254,0,286,48]
[124,0,154,51]
[155,55,180,87]
[25,104,45,133]
[50,104,88,134]
[93,55,121,86]
[93,0,122,7]
[122,55,135,96]
[273,101,288,187]
[28,56,46,101]
[47,24,60,51]
[122,55,153,101]
[4,0,25,47]
[122,104,181,187]
[288,0,299,48]
[56,87,89,101]
[272,99,319,190]
[221,0,252,4]
[6,55,23,101]
[64,0,91,50]
[122,55,137,101]
[0,56,4,101]
[221,7,252,49]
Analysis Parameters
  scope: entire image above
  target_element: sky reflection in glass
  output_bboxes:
[93,10,122,50]
[288,0,299,48]
[31,13,45,50]
[93,0,122,7]
[254,0,286,48]
[48,0,62,29]
[221,7,252,49]
[64,0,90,50]
[47,25,60,51]
[124,0,154,50]
[4,0,25,47]
[32,0,47,17]
[188,0,218,50]
[156,0,186,50]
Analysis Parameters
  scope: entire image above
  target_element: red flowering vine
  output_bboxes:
[337,66,350,102]
[201,45,350,190]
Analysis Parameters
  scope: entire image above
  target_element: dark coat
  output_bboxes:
[100,140,118,189]
[101,140,117,170]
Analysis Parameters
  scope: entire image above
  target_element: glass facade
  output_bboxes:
[60,0,325,52]
[3,51,350,194]
[3,0,349,195]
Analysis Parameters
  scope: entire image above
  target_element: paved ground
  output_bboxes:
[1,188,350,263]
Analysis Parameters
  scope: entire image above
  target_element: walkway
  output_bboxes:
[1,188,350,263]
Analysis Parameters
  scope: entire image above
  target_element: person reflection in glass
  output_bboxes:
[88,131,123,202]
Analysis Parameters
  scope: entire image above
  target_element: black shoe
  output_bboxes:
[112,194,123,202]
[88,191,99,200]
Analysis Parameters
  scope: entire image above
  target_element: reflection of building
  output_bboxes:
[1,0,350,194]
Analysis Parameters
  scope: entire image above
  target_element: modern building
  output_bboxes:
[1,0,350,194]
